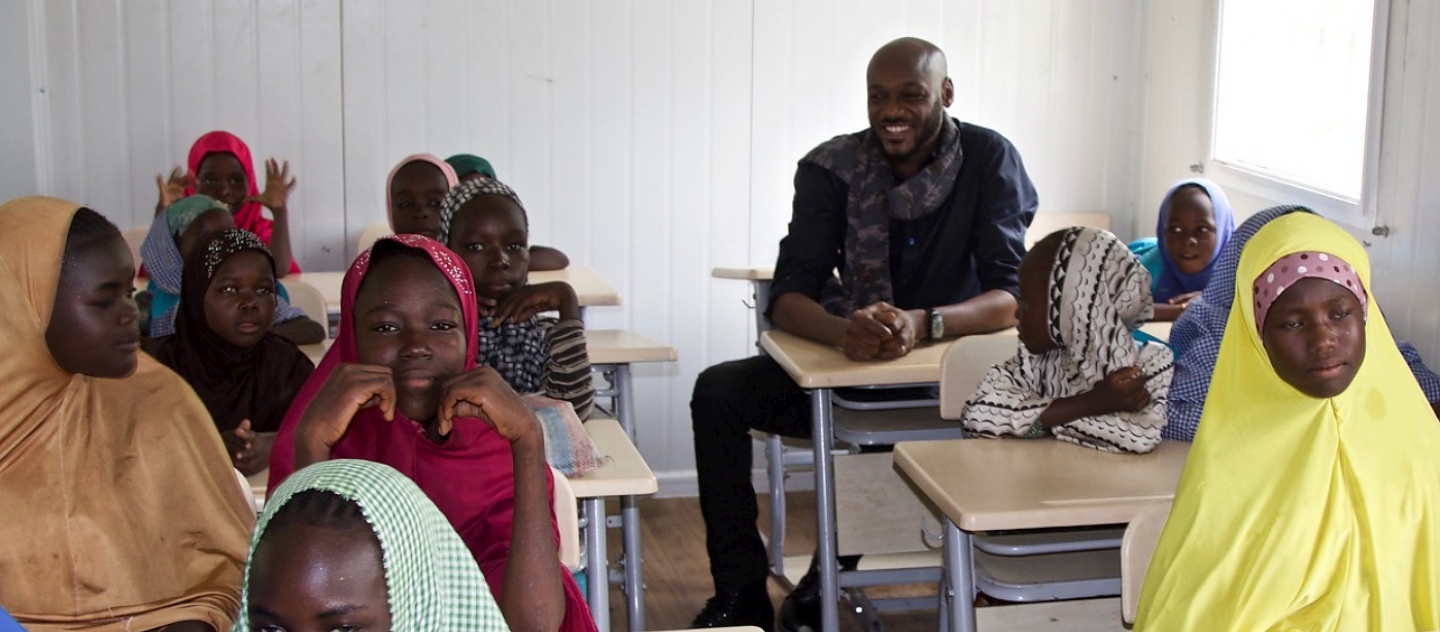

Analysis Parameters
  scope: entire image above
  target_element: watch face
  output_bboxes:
[930,310,944,340]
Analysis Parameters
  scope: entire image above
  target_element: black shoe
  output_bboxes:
[691,583,775,631]
[779,555,860,632]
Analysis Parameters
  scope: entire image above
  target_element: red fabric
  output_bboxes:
[185,131,301,274]
[268,234,595,631]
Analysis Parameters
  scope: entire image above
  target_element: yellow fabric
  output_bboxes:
[1136,212,1440,631]
[0,197,254,631]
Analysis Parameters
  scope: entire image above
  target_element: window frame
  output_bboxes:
[1201,0,1391,229]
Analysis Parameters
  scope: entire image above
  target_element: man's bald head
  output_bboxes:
[867,37,948,89]
[865,37,954,172]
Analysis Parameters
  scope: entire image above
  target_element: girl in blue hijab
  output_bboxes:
[1134,178,1235,321]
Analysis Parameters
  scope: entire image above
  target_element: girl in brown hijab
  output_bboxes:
[0,197,253,632]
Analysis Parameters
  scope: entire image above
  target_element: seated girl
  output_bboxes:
[1136,212,1440,631]
[387,153,460,241]
[441,177,594,419]
[267,235,596,632]
[432,153,569,270]
[961,227,1173,453]
[0,197,252,632]
[235,459,508,631]
[141,195,324,344]
[153,229,315,476]
[155,130,300,274]
[1165,205,1440,440]
[1128,178,1234,321]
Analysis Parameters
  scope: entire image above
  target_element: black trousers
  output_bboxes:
[691,354,812,592]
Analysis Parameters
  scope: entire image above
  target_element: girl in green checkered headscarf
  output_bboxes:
[232,459,509,631]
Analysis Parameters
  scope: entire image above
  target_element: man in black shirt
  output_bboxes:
[690,37,1038,631]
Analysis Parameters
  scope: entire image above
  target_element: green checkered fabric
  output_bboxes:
[232,460,510,631]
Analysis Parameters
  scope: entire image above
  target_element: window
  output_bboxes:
[1208,0,1386,221]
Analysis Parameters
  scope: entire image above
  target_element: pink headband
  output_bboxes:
[1253,251,1367,333]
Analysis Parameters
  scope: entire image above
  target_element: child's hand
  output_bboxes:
[1093,366,1152,413]
[437,366,542,445]
[154,166,193,214]
[244,158,297,214]
[298,364,396,450]
[492,281,580,324]
[229,420,265,475]
[1168,291,1201,308]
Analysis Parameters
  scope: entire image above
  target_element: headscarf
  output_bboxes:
[1135,212,1440,631]
[233,459,507,632]
[439,175,526,245]
[266,235,596,631]
[152,229,314,434]
[801,117,965,312]
[143,196,308,338]
[446,153,498,180]
[961,227,1173,453]
[185,131,300,274]
[0,196,252,632]
[1151,178,1235,302]
[1164,205,1440,440]
[385,153,459,228]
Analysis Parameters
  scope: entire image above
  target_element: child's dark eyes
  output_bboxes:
[431,321,457,331]
[506,242,525,252]
[1331,308,1353,320]
[371,323,399,334]
[464,243,484,252]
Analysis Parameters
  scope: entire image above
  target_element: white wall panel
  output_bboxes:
[7,0,1145,481]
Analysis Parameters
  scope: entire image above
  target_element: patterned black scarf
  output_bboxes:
[800,116,964,311]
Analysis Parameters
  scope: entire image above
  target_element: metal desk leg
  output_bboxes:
[613,364,636,441]
[810,388,840,631]
[584,497,611,632]
[621,495,644,631]
[943,518,976,632]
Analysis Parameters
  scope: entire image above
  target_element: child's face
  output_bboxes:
[1015,253,1059,355]
[353,254,467,423]
[389,162,450,240]
[1164,187,1218,276]
[196,153,249,213]
[1261,277,1366,398]
[204,250,277,348]
[46,233,140,378]
[178,208,235,260]
[447,197,530,303]
[247,522,392,632]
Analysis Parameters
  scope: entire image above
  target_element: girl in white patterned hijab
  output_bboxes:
[961,227,1174,453]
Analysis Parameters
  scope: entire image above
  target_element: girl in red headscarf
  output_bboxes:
[267,235,596,632]
[155,131,300,275]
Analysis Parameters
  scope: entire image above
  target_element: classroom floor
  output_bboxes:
[597,492,1126,632]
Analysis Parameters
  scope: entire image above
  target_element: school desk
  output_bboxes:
[893,439,1189,632]
[571,417,659,632]
[583,330,677,631]
[291,265,622,319]
[710,267,774,338]
[758,329,954,631]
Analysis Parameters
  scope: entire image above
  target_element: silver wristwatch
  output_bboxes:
[928,308,944,341]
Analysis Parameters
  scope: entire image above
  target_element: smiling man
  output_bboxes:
[689,38,1038,631]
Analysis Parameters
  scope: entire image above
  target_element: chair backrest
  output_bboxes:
[1026,212,1113,248]
[938,332,1020,419]
[233,468,259,516]
[284,279,329,333]
[356,223,392,257]
[123,226,148,271]
[1139,320,1173,342]
[551,466,582,572]
[1121,502,1172,624]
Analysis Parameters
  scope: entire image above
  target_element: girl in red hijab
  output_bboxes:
[155,131,300,275]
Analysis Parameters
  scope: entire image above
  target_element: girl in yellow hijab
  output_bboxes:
[1136,212,1440,631]
[0,197,253,632]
